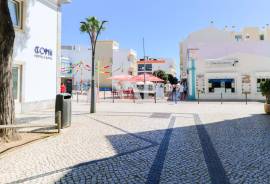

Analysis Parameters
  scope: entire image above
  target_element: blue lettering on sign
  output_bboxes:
[34,46,53,59]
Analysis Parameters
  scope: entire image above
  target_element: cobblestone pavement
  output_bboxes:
[0,101,269,183]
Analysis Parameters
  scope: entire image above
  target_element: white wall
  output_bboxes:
[112,49,137,76]
[13,0,60,105]
[196,53,270,100]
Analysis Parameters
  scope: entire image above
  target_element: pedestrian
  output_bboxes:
[60,83,66,93]
[165,82,171,98]
[176,83,180,101]
[183,83,188,100]
[179,82,184,101]
[172,84,177,104]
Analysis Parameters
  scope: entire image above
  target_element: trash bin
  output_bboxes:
[55,93,72,128]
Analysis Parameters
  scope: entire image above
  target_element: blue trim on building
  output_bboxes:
[188,59,196,100]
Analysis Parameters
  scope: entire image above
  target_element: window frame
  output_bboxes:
[8,0,24,30]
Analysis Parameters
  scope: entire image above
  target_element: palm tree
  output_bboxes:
[80,17,107,113]
[0,0,18,141]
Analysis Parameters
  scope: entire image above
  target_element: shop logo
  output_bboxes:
[34,46,53,60]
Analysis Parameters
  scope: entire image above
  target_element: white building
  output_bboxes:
[61,41,138,90]
[61,45,91,91]
[10,0,70,113]
[180,26,270,100]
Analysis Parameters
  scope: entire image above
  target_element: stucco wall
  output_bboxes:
[13,0,60,111]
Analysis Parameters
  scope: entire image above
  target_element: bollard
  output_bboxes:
[77,92,79,103]
[55,111,61,133]
[112,91,115,103]
[133,91,135,103]
[221,93,223,104]
[198,91,200,104]
[245,93,248,105]
[154,92,157,104]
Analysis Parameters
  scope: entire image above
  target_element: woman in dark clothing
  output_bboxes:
[172,85,177,104]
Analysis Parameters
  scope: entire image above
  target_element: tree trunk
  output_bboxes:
[0,0,19,142]
[90,49,96,113]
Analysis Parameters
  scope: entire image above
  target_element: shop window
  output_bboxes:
[138,64,152,72]
[208,79,235,93]
[8,0,23,29]
[257,78,270,92]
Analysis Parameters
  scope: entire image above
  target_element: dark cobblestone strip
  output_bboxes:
[146,116,176,184]
[193,114,230,184]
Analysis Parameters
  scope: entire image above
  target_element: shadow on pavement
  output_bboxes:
[9,113,270,184]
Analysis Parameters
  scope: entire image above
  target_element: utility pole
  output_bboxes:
[80,61,83,94]
[143,38,146,84]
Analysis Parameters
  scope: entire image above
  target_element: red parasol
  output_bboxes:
[107,74,133,81]
[129,74,164,82]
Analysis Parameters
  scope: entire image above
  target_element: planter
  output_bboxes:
[264,103,270,114]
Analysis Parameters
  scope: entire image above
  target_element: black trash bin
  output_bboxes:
[55,93,72,128]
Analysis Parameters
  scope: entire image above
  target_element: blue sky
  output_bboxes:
[62,0,270,75]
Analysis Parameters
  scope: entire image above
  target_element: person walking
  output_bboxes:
[183,83,188,100]
[179,82,184,101]
[172,84,177,104]
[60,83,67,93]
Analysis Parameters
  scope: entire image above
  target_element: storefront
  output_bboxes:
[193,53,270,100]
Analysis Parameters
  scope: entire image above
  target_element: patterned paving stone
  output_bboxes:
[0,102,269,184]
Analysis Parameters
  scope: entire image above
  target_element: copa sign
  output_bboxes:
[34,46,53,60]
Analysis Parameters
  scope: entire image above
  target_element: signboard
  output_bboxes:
[196,74,205,93]
[242,75,251,94]
[34,46,53,60]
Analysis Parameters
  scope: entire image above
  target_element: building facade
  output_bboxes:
[9,0,70,113]
[180,26,270,100]
[61,41,138,90]
[137,58,176,76]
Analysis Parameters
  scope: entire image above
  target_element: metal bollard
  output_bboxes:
[245,93,248,105]
[77,92,79,103]
[112,91,115,103]
[198,91,200,104]
[133,92,135,103]
[221,93,223,104]
[55,111,61,133]
[154,92,157,104]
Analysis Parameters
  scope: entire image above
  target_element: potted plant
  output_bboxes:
[260,79,270,114]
